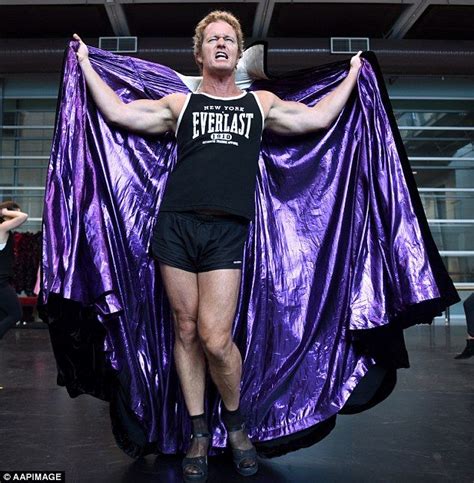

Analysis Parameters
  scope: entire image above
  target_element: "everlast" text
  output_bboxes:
[192,112,254,139]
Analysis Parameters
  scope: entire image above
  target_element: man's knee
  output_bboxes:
[199,328,232,363]
[173,311,199,347]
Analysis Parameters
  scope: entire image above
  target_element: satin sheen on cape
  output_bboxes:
[40,42,459,458]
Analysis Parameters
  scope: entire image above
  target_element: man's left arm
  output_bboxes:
[261,51,363,135]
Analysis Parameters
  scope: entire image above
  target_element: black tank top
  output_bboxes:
[159,91,264,220]
[0,232,14,284]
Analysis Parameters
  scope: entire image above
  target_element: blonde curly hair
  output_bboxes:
[193,11,244,71]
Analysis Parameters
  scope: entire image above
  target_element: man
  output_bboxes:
[73,10,362,481]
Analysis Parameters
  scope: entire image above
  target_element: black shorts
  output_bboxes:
[151,211,250,273]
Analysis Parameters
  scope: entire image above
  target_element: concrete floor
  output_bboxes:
[0,323,472,483]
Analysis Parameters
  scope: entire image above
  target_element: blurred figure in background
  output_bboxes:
[0,201,29,339]
[454,293,474,359]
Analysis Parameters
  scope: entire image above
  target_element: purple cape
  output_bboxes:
[40,43,459,458]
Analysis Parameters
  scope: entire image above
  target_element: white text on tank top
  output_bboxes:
[191,105,255,145]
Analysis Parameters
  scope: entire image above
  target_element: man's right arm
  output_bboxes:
[73,33,182,135]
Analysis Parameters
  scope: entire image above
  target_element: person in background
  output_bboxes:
[0,201,29,339]
[454,293,474,359]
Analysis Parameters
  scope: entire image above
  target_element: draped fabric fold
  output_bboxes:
[40,43,459,458]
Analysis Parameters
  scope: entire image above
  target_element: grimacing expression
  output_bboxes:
[196,21,240,73]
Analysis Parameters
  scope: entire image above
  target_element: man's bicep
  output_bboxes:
[120,98,173,134]
[266,97,326,135]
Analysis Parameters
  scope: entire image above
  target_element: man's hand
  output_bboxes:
[73,33,89,64]
[350,51,363,72]
[68,33,183,134]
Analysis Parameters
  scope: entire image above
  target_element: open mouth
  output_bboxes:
[215,52,228,60]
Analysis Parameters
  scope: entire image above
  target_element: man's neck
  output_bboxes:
[197,73,242,98]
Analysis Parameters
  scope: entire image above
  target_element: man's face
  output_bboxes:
[196,21,240,74]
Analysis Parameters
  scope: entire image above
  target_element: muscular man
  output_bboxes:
[74,10,362,482]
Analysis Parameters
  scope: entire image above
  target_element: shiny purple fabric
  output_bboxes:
[42,44,456,454]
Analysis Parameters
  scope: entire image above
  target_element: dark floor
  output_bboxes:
[0,323,472,483]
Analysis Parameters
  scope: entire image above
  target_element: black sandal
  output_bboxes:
[182,431,210,482]
[227,423,258,477]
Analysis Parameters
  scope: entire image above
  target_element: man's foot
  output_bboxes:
[182,433,210,482]
[227,424,258,477]
[454,339,474,359]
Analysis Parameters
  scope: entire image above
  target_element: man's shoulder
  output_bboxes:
[164,92,188,105]
[162,92,189,119]
[252,90,273,101]
[251,90,276,118]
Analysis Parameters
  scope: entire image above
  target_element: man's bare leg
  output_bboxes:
[159,263,209,473]
[197,268,242,409]
[197,269,254,459]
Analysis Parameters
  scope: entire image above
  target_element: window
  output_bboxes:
[0,98,55,231]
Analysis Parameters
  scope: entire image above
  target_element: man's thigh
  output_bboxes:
[159,263,199,320]
[197,269,242,334]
